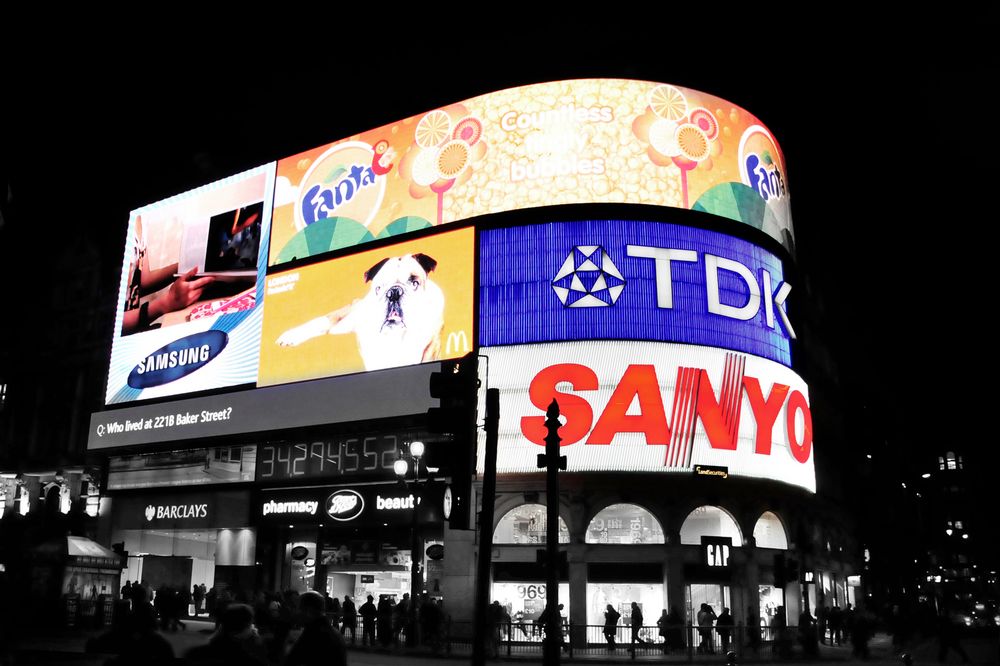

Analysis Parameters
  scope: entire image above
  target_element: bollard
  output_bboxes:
[727,649,737,666]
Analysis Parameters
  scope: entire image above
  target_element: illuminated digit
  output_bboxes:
[381,435,397,470]
[362,437,377,471]
[326,440,341,474]
[344,439,359,472]
[292,444,307,476]
[276,445,291,477]
[310,442,324,474]
[259,445,274,478]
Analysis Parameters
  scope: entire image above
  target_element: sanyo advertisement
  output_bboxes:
[106,164,276,404]
[482,341,816,493]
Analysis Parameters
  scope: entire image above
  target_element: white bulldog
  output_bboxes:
[276,253,444,371]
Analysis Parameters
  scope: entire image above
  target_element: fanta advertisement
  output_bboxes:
[106,164,276,405]
[480,219,794,367]
[482,341,816,493]
[269,79,793,267]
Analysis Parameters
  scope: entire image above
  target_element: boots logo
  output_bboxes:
[326,490,364,522]
[145,505,156,521]
[552,245,626,308]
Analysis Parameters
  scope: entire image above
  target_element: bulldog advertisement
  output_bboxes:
[257,227,474,387]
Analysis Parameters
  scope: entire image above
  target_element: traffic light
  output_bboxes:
[785,558,800,583]
[426,352,479,529]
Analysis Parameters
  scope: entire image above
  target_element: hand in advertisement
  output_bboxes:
[155,267,215,318]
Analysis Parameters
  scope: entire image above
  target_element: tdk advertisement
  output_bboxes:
[479,219,794,366]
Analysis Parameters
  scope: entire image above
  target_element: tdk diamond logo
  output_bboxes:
[552,246,626,307]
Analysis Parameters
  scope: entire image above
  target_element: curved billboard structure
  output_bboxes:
[269,79,793,267]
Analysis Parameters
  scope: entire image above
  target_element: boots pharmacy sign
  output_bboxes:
[482,341,815,492]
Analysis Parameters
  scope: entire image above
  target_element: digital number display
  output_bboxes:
[256,433,414,481]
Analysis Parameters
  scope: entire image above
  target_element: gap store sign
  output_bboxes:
[480,219,794,366]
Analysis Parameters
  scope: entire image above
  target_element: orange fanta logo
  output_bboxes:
[296,141,390,230]
[738,125,786,202]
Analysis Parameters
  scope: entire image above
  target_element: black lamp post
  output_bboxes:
[395,440,425,647]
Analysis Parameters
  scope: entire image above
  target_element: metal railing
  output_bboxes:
[338,618,821,660]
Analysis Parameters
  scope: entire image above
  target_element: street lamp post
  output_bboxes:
[395,440,425,648]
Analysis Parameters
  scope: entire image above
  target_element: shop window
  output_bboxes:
[494,504,569,544]
[938,456,945,470]
[679,506,742,545]
[585,504,664,544]
[752,511,788,550]
[945,451,957,470]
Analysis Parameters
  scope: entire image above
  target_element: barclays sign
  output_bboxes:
[480,219,794,367]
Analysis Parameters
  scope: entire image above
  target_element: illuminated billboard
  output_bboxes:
[481,341,815,493]
[269,79,792,267]
[106,164,276,404]
[258,227,474,387]
[480,219,793,366]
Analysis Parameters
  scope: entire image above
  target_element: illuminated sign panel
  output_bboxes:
[107,446,256,490]
[255,483,445,526]
[87,364,439,450]
[106,164,276,405]
[269,79,792,267]
[480,220,793,366]
[258,227,474,387]
[481,341,815,493]
[256,429,430,482]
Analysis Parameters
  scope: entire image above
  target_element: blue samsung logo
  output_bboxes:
[128,331,228,388]
[480,220,794,367]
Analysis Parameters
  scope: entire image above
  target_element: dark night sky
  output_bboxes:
[2,18,994,472]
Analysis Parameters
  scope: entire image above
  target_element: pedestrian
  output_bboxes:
[828,604,843,645]
[193,584,204,617]
[341,595,357,644]
[717,606,734,654]
[746,605,761,652]
[420,594,444,652]
[628,601,646,653]
[121,580,133,601]
[185,603,268,666]
[816,604,828,644]
[487,600,504,657]
[798,607,818,656]
[285,590,348,666]
[772,606,792,658]
[936,608,971,664]
[377,595,393,646]
[667,606,685,651]
[656,609,670,652]
[850,608,872,660]
[359,594,377,646]
[696,603,717,653]
[604,603,621,650]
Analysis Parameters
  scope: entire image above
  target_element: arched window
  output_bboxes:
[679,506,742,545]
[946,451,957,470]
[585,503,664,544]
[752,511,788,549]
[493,504,569,544]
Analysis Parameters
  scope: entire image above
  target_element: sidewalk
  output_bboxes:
[12,625,999,665]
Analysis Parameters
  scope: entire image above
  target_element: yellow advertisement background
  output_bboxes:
[269,79,790,266]
[258,227,474,387]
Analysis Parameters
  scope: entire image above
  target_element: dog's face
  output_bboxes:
[363,253,438,333]
[330,253,445,370]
